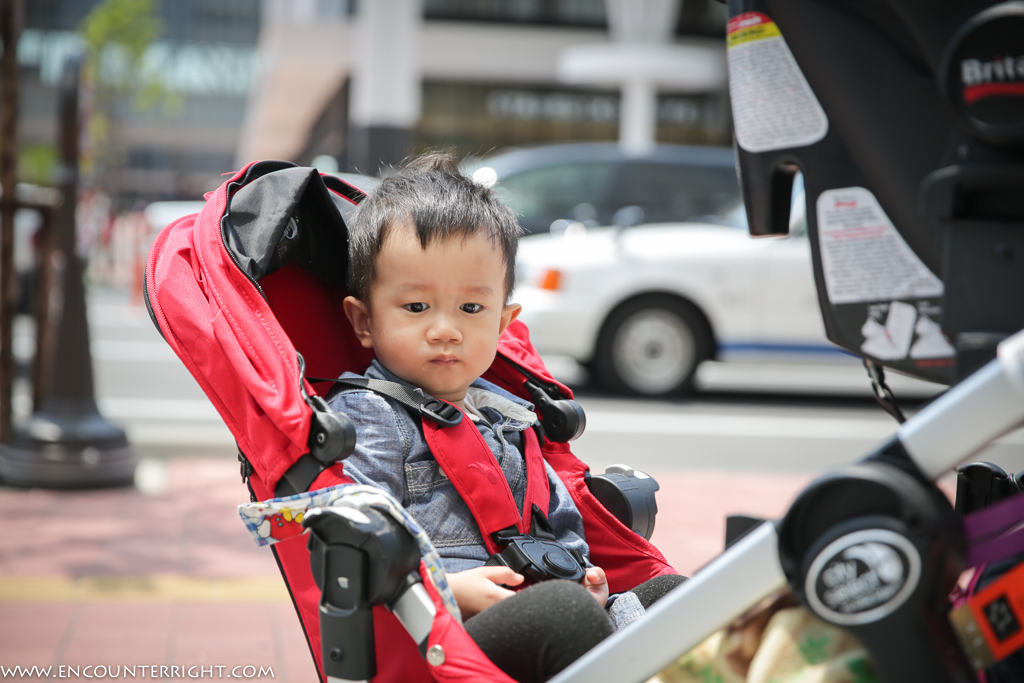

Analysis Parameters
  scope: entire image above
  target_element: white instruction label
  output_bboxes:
[727,12,829,153]
[817,187,944,305]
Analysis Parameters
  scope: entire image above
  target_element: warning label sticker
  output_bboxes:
[727,12,829,153]
[860,301,954,361]
[817,187,944,305]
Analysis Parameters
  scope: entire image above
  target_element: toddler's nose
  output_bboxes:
[428,314,462,343]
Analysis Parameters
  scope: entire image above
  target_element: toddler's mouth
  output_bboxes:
[431,355,459,366]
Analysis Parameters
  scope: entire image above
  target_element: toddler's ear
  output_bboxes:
[499,303,522,336]
[343,296,374,349]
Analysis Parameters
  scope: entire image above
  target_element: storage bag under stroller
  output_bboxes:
[144,160,677,682]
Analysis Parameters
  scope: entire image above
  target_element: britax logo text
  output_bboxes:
[961,56,1024,104]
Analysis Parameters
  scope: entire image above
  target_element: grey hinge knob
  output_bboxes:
[426,645,446,666]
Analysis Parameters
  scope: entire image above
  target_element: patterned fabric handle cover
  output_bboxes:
[238,483,461,621]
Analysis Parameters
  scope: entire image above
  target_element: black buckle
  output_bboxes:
[310,376,463,429]
[418,397,462,428]
[486,531,586,584]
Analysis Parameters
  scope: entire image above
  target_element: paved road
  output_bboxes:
[16,285,1023,479]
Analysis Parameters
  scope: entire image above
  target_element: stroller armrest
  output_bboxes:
[585,465,660,540]
[304,504,426,681]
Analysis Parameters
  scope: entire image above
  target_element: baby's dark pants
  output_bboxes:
[464,574,686,683]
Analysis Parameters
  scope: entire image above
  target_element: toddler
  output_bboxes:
[328,152,683,682]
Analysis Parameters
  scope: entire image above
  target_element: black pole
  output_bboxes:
[30,204,56,410]
[0,0,20,442]
[0,53,135,488]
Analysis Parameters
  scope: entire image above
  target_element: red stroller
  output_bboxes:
[145,160,677,683]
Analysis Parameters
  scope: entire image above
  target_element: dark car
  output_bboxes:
[464,142,741,235]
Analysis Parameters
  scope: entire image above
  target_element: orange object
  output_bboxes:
[951,560,1024,669]
[539,269,562,291]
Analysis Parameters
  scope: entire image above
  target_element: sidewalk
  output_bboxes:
[0,457,813,682]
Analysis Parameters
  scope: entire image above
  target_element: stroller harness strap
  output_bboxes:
[274,376,466,498]
[314,375,463,428]
[311,370,552,552]
[424,414,551,556]
[320,373,553,554]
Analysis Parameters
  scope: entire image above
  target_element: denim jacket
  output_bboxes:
[326,360,645,627]
[326,359,590,574]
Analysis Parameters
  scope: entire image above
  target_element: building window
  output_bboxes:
[423,0,727,36]
[417,82,732,158]
[423,0,606,27]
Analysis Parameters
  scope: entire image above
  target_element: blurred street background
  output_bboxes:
[0,0,1016,680]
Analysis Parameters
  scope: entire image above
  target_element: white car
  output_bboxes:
[513,203,845,397]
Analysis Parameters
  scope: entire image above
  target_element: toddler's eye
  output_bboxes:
[405,303,428,313]
[460,303,483,314]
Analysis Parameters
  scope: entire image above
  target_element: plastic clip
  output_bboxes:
[523,379,585,442]
[418,398,463,428]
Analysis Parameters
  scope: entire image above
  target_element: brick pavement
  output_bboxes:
[0,457,816,682]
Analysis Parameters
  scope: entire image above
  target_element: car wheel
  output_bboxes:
[594,296,712,397]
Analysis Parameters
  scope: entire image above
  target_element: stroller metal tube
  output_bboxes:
[555,342,1024,683]
[899,355,1024,480]
[391,581,436,648]
[551,521,786,683]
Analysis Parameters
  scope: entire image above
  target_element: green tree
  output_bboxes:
[18,143,58,186]
[78,0,164,204]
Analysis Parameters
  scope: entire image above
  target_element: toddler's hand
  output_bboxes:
[447,566,524,619]
[583,566,609,608]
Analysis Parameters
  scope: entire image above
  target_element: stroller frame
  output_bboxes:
[310,332,1023,683]
[551,342,1024,683]
[637,0,1024,678]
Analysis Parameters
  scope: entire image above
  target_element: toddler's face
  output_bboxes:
[345,222,520,408]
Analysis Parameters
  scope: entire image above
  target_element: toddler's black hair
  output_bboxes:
[346,151,523,303]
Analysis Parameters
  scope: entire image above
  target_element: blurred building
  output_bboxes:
[241,0,733,174]
[18,0,259,206]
